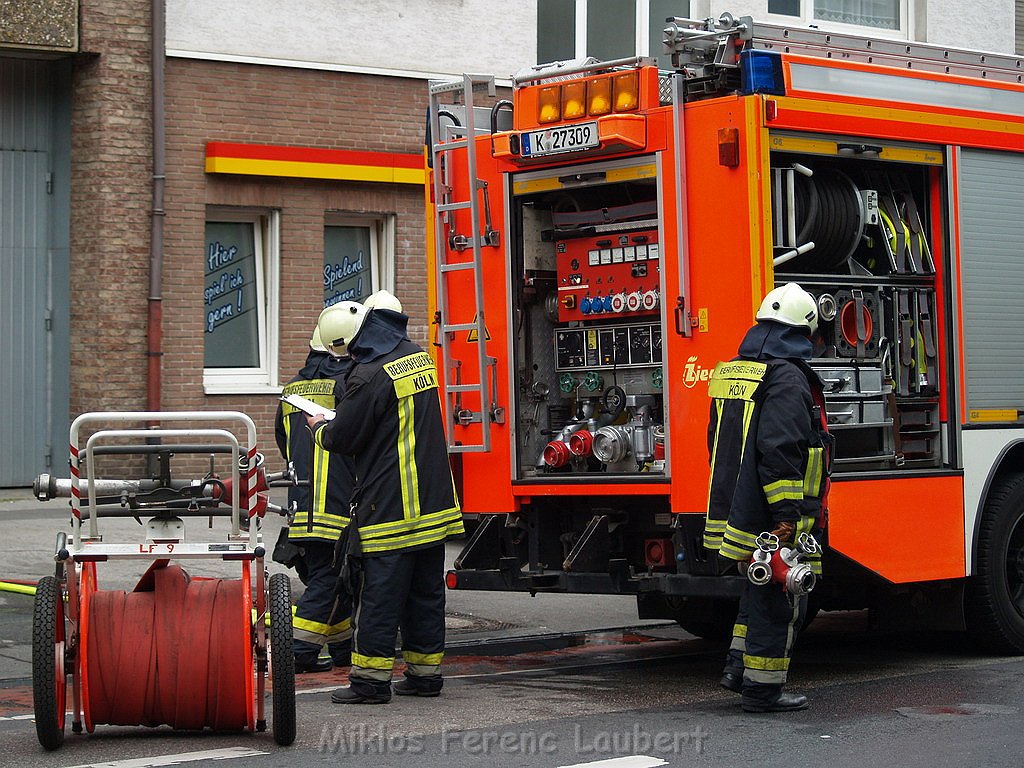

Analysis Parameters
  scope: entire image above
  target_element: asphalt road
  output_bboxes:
[3,490,1024,767]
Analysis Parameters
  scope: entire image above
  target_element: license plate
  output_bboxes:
[521,122,599,158]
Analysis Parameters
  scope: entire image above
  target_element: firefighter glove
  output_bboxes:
[770,520,796,542]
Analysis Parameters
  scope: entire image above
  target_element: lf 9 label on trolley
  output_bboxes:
[521,122,599,157]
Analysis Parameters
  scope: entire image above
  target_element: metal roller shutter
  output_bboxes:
[959,148,1024,413]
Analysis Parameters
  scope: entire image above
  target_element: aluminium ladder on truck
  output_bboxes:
[428,74,503,452]
[662,12,1024,85]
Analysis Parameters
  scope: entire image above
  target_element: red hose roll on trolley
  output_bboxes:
[30,411,296,751]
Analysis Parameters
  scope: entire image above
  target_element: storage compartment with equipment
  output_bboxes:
[770,135,946,472]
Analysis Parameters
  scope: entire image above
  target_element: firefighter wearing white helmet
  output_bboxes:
[704,282,832,713]
[317,301,368,357]
[755,282,819,333]
[364,289,403,313]
[274,322,356,673]
[306,291,462,704]
[309,324,329,354]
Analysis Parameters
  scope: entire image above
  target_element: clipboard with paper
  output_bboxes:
[280,393,336,421]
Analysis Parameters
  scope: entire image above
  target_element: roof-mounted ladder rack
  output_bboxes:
[664,12,1024,85]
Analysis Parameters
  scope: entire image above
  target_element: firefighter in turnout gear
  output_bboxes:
[274,324,356,673]
[705,283,831,713]
[308,291,463,704]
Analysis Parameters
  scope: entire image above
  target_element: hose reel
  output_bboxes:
[774,166,867,273]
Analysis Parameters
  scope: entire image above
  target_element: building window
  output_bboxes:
[203,208,280,394]
[769,0,903,33]
[323,214,395,309]
[536,0,689,70]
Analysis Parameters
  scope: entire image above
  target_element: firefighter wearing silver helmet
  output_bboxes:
[307,291,462,704]
[704,282,832,713]
[274,322,356,673]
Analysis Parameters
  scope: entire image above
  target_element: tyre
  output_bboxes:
[966,472,1024,653]
[32,576,66,750]
[268,572,296,746]
[673,598,738,641]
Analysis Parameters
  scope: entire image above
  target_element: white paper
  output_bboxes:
[281,393,336,420]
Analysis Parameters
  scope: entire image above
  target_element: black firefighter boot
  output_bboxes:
[742,691,809,713]
[393,672,443,697]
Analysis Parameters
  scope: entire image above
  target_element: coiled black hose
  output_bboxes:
[784,167,864,273]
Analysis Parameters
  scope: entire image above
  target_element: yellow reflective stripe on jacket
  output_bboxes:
[739,400,755,464]
[763,478,803,504]
[290,525,342,541]
[397,394,421,521]
[281,378,336,406]
[283,411,292,459]
[708,377,760,401]
[724,524,758,547]
[803,447,824,497]
[383,352,436,389]
[713,360,768,381]
[385,352,436,523]
[360,515,464,554]
[359,506,462,540]
[312,423,327,450]
[703,516,725,549]
[720,523,758,560]
[288,512,350,541]
[312,443,330,521]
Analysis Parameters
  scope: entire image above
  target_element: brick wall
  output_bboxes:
[163,58,433,462]
[69,0,152,417]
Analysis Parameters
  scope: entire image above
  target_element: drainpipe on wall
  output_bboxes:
[148,0,166,413]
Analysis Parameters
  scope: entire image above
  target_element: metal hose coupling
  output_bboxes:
[746,530,819,595]
[746,531,780,586]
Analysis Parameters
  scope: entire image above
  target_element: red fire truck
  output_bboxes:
[425,13,1024,651]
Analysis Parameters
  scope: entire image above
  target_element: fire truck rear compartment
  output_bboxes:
[770,143,945,472]
[511,171,667,480]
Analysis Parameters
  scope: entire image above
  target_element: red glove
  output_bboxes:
[771,521,796,543]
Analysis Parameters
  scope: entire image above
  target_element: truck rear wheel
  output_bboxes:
[966,472,1024,653]
[673,598,737,641]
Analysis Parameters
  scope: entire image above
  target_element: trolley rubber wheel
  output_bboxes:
[32,576,67,750]
[966,472,1024,653]
[268,572,296,746]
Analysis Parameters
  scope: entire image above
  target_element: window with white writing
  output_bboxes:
[204,221,260,367]
[324,225,375,308]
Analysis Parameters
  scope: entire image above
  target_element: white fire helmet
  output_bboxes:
[364,289,403,313]
[755,282,818,334]
[309,324,329,353]
[317,301,368,357]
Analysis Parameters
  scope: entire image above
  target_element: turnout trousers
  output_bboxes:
[348,543,446,696]
[723,579,807,706]
[292,541,352,667]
